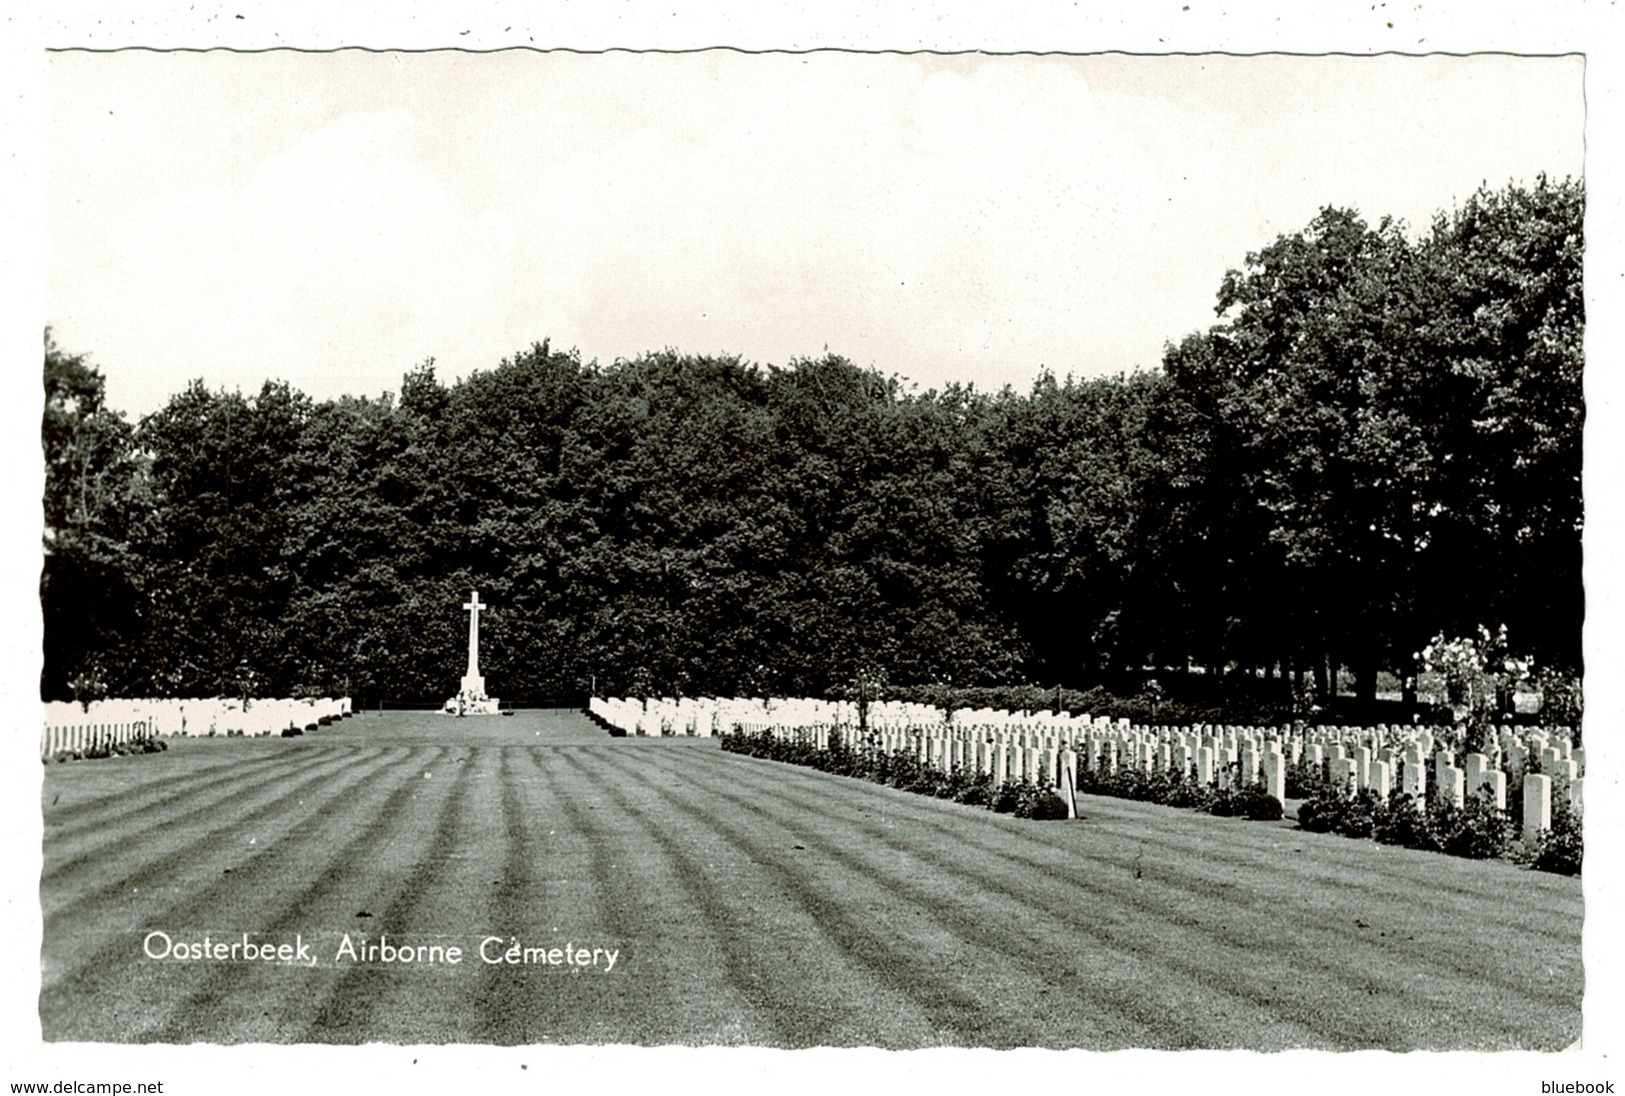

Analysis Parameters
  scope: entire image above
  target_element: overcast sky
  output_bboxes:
[47,50,1583,419]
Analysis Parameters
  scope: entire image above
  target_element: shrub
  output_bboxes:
[989,779,1024,814]
[950,769,996,807]
[1160,775,1214,810]
[1297,786,1378,837]
[1209,784,1283,821]
[1436,790,1513,860]
[1078,765,1207,809]
[1284,757,1331,800]
[1531,798,1583,876]
[1002,779,1069,820]
[1022,787,1071,820]
[1372,792,1437,850]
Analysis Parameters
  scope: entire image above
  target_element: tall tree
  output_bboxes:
[41,330,144,700]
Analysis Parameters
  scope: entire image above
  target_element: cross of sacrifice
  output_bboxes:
[464,591,485,679]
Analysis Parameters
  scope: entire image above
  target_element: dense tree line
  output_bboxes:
[41,178,1582,710]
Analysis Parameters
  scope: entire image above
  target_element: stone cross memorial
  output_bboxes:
[444,590,501,715]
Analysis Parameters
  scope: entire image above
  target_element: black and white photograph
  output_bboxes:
[6,3,1620,1092]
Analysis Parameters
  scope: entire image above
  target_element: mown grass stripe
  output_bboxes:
[42,749,295,830]
[694,748,1582,1024]
[607,746,1268,1048]
[297,745,485,1042]
[40,745,412,931]
[583,745,1073,1049]
[39,746,435,1042]
[793,751,1579,1040]
[464,742,668,1046]
[524,742,826,1047]
[140,745,457,1043]
[549,747,825,1046]
[37,743,419,987]
[658,750,1387,1047]
[486,746,735,1046]
[713,747,1579,946]
[557,747,946,1047]
[649,746,1575,1048]
[466,744,558,1045]
[42,748,352,882]
[742,742,1577,920]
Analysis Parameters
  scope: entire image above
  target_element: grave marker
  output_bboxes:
[1522,774,1552,843]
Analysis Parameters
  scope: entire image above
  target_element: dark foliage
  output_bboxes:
[40,180,1583,709]
[1305,783,1518,864]
[1297,786,1380,838]
[1530,798,1583,876]
[1207,785,1284,821]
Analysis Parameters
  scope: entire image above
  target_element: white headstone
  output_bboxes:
[1368,758,1392,801]
[1333,756,1359,794]
[1263,748,1286,803]
[1463,752,1487,791]
[1059,749,1078,818]
[1438,764,1465,809]
[1522,773,1552,843]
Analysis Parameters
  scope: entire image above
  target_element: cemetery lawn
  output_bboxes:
[39,711,1581,1049]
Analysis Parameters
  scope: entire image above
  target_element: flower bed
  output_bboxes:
[1289,756,1580,874]
[719,727,1071,820]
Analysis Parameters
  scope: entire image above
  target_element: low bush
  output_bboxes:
[1530,798,1583,876]
[1435,791,1514,860]
[1078,766,1209,809]
[1209,785,1283,821]
[989,779,1023,814]
[1297,786,1379,838]
[1009,779,1070,820]
[720,727,1072,822]
[1284,757,1331,800]
[950,769,997,808]
[1371,792,1437,850]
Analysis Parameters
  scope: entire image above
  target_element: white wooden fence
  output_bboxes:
[40,721,153,760]
[43,696,355,756]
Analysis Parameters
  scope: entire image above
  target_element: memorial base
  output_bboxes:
[444,690,501,716]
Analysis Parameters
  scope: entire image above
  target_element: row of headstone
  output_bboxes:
[591,696,729,736]
[596,697,1580,767]
[648,697,1597,845]
[39,721,153,759]
[43,697,353,739]
[596,698,1583,823]
[591,696,957,736]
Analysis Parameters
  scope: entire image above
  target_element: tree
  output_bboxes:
[135,379,311,694]
[40,330,145,699]
[1412,176,1584,674]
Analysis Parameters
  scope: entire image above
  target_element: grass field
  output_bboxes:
[38,709,1582,1048]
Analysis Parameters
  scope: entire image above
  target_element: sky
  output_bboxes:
[47,50,1585,419]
